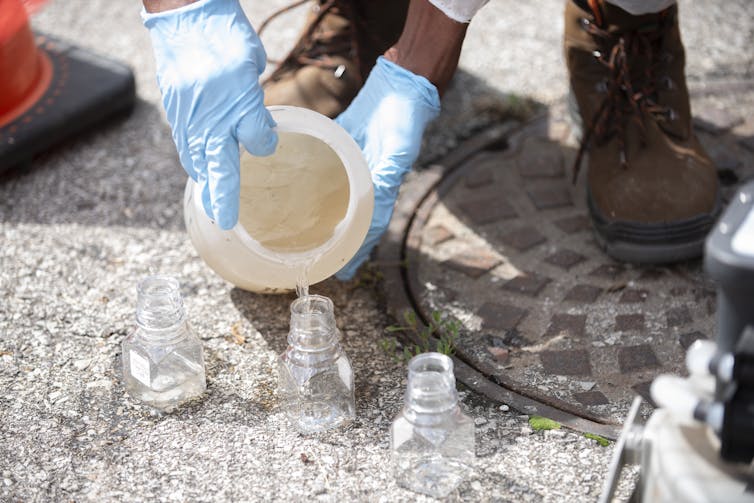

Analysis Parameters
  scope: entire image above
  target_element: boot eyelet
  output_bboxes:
[580,18,590,29]
[667,108,677,121]
[595,79,608,93]
[333,64,346,79]
[592,50,602,59]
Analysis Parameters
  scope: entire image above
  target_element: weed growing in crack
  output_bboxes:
[380,309,460,363]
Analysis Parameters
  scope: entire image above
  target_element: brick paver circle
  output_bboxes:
[406,100,753,423]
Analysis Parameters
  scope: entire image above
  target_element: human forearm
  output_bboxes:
[142,0,197,13]
[383,0,468,96]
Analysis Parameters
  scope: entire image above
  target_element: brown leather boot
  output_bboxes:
[564,0,720,263]
[261,0,409,118]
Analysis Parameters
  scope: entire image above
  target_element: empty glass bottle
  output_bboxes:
[121,275,206,412]
[278,294,355,433]
[391,352,475,498]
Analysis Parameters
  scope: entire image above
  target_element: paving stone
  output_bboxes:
[478,302,528,331]
[679,331,708,350]
[490,329,531,348]
[527,188,573,210]
[563,284,602,303]
[618,345,660,373]
[693,106,744,135]
[540,349,592,376]
[487,346,510,363]
[544,249,586,270]
[502,272,551,297]
[620,289,649,304]
[500,227,547,251]
[465,168,494,188]
[574,390,609,406]
[443,248,502,278]
[667,306,693,328]
[459,198,518,225]
[615,314,645,332]
[517,144,564,178]
[589,264,625,280]
[425,225,454,246]
[553,214,591,234]
[544,314,587,339]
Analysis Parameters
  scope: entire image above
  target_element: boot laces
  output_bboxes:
[572,8,676,183]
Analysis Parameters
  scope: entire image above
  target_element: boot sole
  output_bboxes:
[587,189,722,264]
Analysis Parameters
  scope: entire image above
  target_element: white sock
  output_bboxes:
[605,0,676,15]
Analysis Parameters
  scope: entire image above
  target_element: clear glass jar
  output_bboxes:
[121,275,206,412]
[391,352,475,498]
[278,295,355,433]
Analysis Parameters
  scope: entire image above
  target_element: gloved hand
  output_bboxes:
[142,0,277,230]
[335,57,441,280]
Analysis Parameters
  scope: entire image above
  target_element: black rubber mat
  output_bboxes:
[0,34,135,172]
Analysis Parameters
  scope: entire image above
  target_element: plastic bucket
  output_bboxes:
[183,105,373,292]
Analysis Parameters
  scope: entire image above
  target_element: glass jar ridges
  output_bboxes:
[278,294,355,434]
[121,275,206,412]
[391,352,475,498]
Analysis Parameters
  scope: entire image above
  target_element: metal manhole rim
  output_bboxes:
[375,116,622,440]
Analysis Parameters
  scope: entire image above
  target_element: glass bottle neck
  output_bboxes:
[288,295,339,351]
[403,352,459,416]
[135,275,188,341]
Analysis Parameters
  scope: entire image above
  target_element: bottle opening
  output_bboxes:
[405,353,458,413]
[408,352,454,375]
[289,294,337,349]
[238,132,350,255]
[136,275,185,330]
[291,294,333,317]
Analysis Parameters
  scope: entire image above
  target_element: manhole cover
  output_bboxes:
[379,90,754,436]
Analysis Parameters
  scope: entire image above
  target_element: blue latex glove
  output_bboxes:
[335,57,441,280]
[142,0,277,230]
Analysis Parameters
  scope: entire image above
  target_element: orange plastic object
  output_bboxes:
[22,0,50,15]
[0,0,52,127]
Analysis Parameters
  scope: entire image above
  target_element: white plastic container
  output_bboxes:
[184,106,373,293]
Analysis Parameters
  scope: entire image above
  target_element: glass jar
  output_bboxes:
[121,275,206,412]
[278,295,355,433]
[391,352,475,498]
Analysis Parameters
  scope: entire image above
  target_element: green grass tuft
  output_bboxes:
[583,433,611,447]
[529,416,561,431]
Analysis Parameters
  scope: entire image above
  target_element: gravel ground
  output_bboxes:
[1,0,750,501]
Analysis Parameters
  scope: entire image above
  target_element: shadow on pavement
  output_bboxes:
[0,98,186,231]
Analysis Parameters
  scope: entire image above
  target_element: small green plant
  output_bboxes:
[583,433,611,447]
[352,263,384,290]
[381,309,460,362]
[529,416,562,431]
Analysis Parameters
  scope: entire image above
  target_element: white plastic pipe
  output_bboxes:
[651,375,700,423]
[686,340,716,376]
